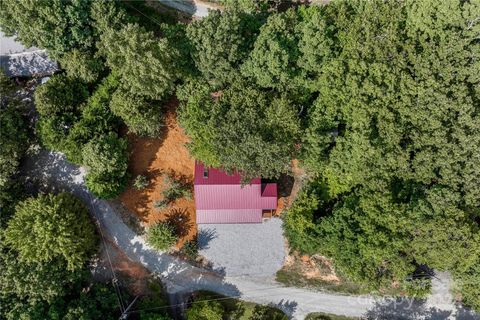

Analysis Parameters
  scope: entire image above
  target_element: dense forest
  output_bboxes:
[1,0,479,317]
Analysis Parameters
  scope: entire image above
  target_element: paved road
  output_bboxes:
[21,151,480,320]
[155,0,216,17]
[0,31,58,77]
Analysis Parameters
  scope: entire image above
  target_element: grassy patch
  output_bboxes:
[192,291,288,320]
[305,312,360,320]
[276,268,367,295]
[276,263,406,297]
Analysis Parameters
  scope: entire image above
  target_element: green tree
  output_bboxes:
[4,193,97,271]
[0,249,86,304]
[0,0,96,56]
[178,79,301,181]
[283,190,322,255]
[59,49,104,83]
[317,190,414,290]
[98,23,177,100]
[62,283,122,320]
[34,74,88,117]
[140,313,173,320]
[0,72,28,188]
[186,8,261,87]
[146,222,177,251]
[186,300,224,320]
[110,89,163,137]
[241,9,301,90]
[249,304,288,320]
[64,73,122,164]
[82,133,129,199]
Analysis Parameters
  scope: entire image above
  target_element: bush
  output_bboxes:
[34,74,88,117]
[146,222,177,251]
[134,175,149,190]
[401,278,431,298]
[181,239,199,260]
[4,193,97,271]
[162,175,192,203]
[153,199,169,211]
[82,133,129,199]
[282,190,322,255]
[186,300,224,320]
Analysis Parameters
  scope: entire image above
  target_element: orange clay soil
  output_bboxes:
[276,159,306,215]
[119,98,196,248]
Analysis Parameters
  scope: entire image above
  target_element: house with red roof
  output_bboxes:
[194,161,277,224]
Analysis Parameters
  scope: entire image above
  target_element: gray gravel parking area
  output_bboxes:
[198,219,286,278]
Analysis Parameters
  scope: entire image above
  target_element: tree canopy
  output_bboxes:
[0,0,96,57]
[0,72,28,188]
[82,133,129,199]
[4,193,97,271]
[99,23,178,100]
[178,78,301,181]
[186,7,261,87]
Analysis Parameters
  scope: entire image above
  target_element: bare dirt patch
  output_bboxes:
[276,159,307,215]
[91,239,152,295]
[283,252,340,283]
[119,98,196,248]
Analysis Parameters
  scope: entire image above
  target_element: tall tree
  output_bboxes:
[0,72,28,188]
[178,78,301,181]
[4,193,97,271]
[98,23,178,100]
[186,7,261,87]
[0,0,96,57]
[241,9,301,91]
[34,74,88,117]
[82,133,129,199]
[110,89,163,137]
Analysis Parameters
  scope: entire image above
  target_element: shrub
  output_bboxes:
[162,175,192,203]
[134,175,149,190]
[181,239,199,260]
[146,222,177,251]
[401,278,431,298]
[153,200,169,211]
[282,190,322,255]
[186,300,224,320]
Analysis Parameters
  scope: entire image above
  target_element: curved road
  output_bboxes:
[22,151,479,320]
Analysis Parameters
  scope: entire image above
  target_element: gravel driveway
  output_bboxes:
[198,219,286,278]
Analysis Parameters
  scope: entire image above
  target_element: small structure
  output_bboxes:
[194,161,277,224]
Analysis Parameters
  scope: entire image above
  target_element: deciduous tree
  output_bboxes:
[4,193,97,271]
[82,133,129,199]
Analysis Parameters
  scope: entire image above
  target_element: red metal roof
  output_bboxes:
[194,162,277,224]
[196,209,263,224]
[194,161,261,185]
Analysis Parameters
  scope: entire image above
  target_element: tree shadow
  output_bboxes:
[197,227,218,250]
[273,299,298,318]
[276,173,295,198]
[364,298,456,320]
[165,208,193,238]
